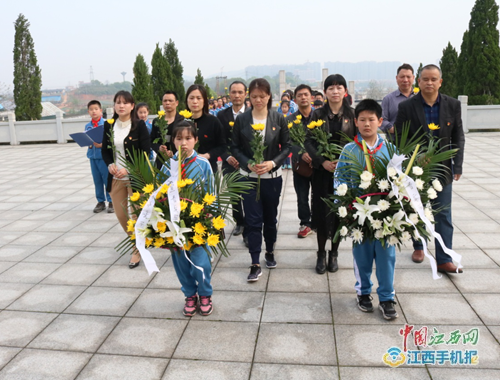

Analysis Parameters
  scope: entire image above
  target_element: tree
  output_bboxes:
[164,39,185,108]
[132,53,157,112]
[459,0,500,104]
[151,43,173,109]
[194,68,204,85]
[457,30,471,97]
[366,80,385,100]
[13,14,42,121]
[439,42,459,98]
[414,63,423,89]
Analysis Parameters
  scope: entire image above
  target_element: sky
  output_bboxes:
[0,0,479,90]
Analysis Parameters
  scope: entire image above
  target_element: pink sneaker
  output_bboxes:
[199,296,213,316]
[298,225,312,238]
[183,295,198,317]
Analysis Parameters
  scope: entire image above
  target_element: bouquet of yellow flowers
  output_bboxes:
[288,114,306,154]
[248,123,267,201]
[307,119,337,161]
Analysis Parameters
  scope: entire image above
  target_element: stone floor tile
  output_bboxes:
[216,249,251,268]
[488,326,500,341]
[76,354,168,380]
[269,249,318,269]
[67,246,121,265]
[70,219,116,233]
[92,264,156,288]
[0,232,28,246]
[466,233,500,250]
[126,289,185,319]
[202,290,264,322]
[250,363,338,380]
[65,287,142,316]
[485,249,500,266]
[0,220,41,232]
[6,284,86,312]
[339,367,430,379]
[98,318,187,357]
[34,220,83,233]
[89,232,127,248]
[174,321,258,362]
[331,293,403,325]
[0,262,61,283]
[268,268,329,293]
[262,292,331,323]
[0,311,57,346]
[0,245,41,261]
[335,325,409,366]
[49,232,102,247]
[12,231,64,246]
[0,262,16,275]
[42,202,79,211]
[0,347,21,371]
[163,360,251,380]
[11,202,51,211]
[450,268,500,293]
[147,266,182,289]
[328,268,362,293]
[427,369,500,380]
[52,209,95,221]
[448,248,500,268]
[0,349,91,380]
[41,263,109,286]
[462,294,500,325]
[22,246,84,263]
[394,268,458,293]
[0,283,34,308]
[1,211,30,221]
[211,267,270,292]
[275,234,317,250]
[21,210,66,221]
[398,294,482,325]
[28,314,119,352]
[255,323,336,365]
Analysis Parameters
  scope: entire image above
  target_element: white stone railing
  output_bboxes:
[1,98,499,145]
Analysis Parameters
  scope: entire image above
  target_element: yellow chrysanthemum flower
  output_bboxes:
[184,240,193,251]
[107,118,115,124]
[179,109,193,119]
[130,192,141,202]
[190,202,204,218]
[126,219,136,232]
[203,193,216,205]
[158,110,165,117]
[130,233,136,240]
[229,121,234,127]
[414,87,420,94]
[184,179,194,185]
[157,221,166,233]
[166,237,174,244]
[156,191,163,200]
[142,184,154,194]
[296,115,302,121]
[428,123,440,130]
[145,238,153,247]
[154,237,165,248]
[293,119,301,124]
[251,123,265,131]
[206,234,220,247]
[159,184,170,194]
[140,200,148,208]
[177,179,187,188]
[193,222,207,236]
[212,216,226,230]
[307,121,317,129]
[287,122,293,129]
[316,119,325,127]
[180,200,188,211]
[192,234,205,245]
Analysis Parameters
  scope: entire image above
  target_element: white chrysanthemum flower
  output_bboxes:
[338,206,348,218]
[387,235,399,246]
[425,207,434,222]
[371,219,383,230]
[377,179,390,191]
[387,167,397,178]
[359,181,371,190]
[427,188,438,200]
[352,228,363,243]
[360,171,373,182]
[401,231,412,242]
[340,226,349,237]
[412,166,423,176]
[337,183,348,196]
[415,178,424,190]
[409,213,419,224]
[377,199,390,211]
[375,230,384,239]
[432,178,443,192]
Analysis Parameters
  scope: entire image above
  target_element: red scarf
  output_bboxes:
[181,156,197,179]
[91,117,101,128]
[354,135,384,170]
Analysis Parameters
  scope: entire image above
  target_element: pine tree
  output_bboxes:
[132,53,157,112]
[460,0,500,104]
[439,42,459,98]
[194,69,204,85]
[164,39,185,108]
[457,30,471,97]
[151,43,173,109]
[13,14,42,121]
[414,63,423,89]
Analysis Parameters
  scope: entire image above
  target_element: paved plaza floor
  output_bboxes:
[0,133,499,379]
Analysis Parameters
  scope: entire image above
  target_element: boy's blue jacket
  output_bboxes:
[85,117,105,160]
[161,150,214,193]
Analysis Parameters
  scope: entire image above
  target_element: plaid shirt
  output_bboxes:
[422,94,440,135]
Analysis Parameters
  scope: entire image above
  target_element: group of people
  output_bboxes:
[82,63,464,320]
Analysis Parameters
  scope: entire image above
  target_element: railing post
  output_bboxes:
[458,95,468,133]
[55,111,66,143]
[8,112,18,145]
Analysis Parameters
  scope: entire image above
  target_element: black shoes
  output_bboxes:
[129,254,141,269]
[93,202,106,213]
[107,202,114,213]
[247,265,262,282]
[379,300,398,320]
[357,294,374,312]
[316,251,326,274]
[233,225,244,236]
[327,251,338,272]
[265,252,276,269]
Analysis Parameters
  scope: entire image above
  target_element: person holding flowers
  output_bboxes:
[304,74,356,275]
[334,99,398,320]
[231,78,291,281]
[186,84,226,174]
[101,91,150,268]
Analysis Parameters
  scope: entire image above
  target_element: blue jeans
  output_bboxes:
[413,182,453,264]
[90,159,111,203]
[353,240,396,302]
[242,176,282,264]
[170,245,213,297]
[293,171,312,227]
